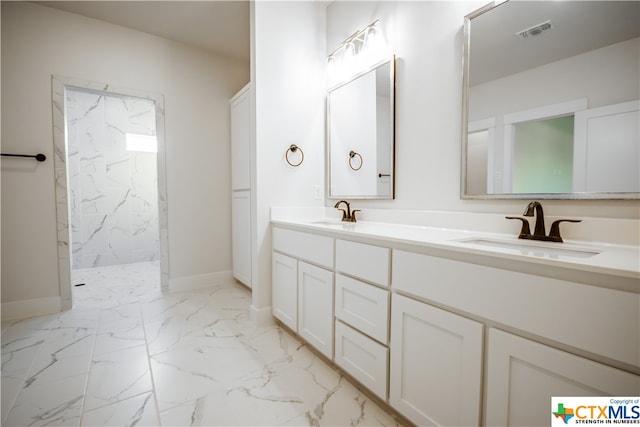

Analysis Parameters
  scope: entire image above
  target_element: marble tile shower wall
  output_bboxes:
[66,89,159,270]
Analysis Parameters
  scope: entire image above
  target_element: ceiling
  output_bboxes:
[34,1,250,62]
[469,1,640,86]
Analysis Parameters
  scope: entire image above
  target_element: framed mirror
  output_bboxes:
[462,1,639,199]
[328,56,395,199]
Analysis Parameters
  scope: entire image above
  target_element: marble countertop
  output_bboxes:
[271,218,640,284]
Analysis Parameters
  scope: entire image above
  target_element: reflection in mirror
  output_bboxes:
[328,57,395,199]
[462,1,640,199]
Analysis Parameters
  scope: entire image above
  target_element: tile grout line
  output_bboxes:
[139,296,164,426]
[76,298,102,427]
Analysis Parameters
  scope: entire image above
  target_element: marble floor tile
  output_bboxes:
[3,374,86,427]
[1,261,403,427]
[84,344,153,411]
[80,392,159,427]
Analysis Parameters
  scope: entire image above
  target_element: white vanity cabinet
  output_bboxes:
[485,328,640,426]
[389,293,484,427]
[272,227,334,359]
[271,220,639,427]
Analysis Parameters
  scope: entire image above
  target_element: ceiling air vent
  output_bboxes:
[516,20,552,39]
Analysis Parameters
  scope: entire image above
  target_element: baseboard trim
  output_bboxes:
[169,270,234,292]
[1,296,62,321]
[250,304,275,328]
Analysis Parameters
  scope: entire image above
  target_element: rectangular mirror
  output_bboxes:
[328,56,395,199]
[462,1,639,199]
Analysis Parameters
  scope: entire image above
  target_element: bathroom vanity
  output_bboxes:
[271,218,639,426]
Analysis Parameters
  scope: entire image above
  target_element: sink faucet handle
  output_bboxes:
[548,219,582,243]
[505,216,531,239]
[350,209,361,222]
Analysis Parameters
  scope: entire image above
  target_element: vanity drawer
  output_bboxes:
[273,227,334,269]
[335,320,389,400]
[336,239,389,286]
[335,274,389,344]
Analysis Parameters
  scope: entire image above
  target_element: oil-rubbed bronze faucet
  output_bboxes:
[506,201,581,243]
[334,200,360,222]
[524,201,547,238]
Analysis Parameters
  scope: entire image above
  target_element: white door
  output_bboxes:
[272,252,297,331]
[573,100,640,193]
[298,261,334,359]
[231,190,251,287]
[389,294,484,426]
[485,328,640,426]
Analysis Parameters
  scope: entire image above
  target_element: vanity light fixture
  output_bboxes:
[327,19,388,86]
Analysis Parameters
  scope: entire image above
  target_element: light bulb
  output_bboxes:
[342,42,355,63]
[365,26,383,55]
[327,55,336,75]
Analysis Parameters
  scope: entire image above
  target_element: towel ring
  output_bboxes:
[348,150,363,171]
[285,144,304,167]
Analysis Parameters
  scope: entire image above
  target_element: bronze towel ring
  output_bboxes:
[349,150,363,171]
[285,144,304,167]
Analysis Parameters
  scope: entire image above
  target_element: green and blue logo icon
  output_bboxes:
[553,403,575,424]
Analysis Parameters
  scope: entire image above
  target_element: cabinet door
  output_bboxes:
[230,85,250,190]
[298,261,334,359]
[232,190,251,287]
[389,294,484,427]
[272,252,297,331]
[485,328,640,427]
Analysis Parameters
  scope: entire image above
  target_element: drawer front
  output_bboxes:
[336,239,389,286]
[392,249,640,369]
[335,320,389,400]
[335,274,389,344]
[273,227,334,269]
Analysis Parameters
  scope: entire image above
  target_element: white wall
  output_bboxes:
[326,1,640,219]
[251,1,327,323]
[1,2,248,308]
[470,38,639,122]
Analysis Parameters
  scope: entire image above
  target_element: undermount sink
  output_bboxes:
[309,220,354,227]
[458,237,601,258]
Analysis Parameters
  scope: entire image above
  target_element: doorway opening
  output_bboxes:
[52,76,170,310]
